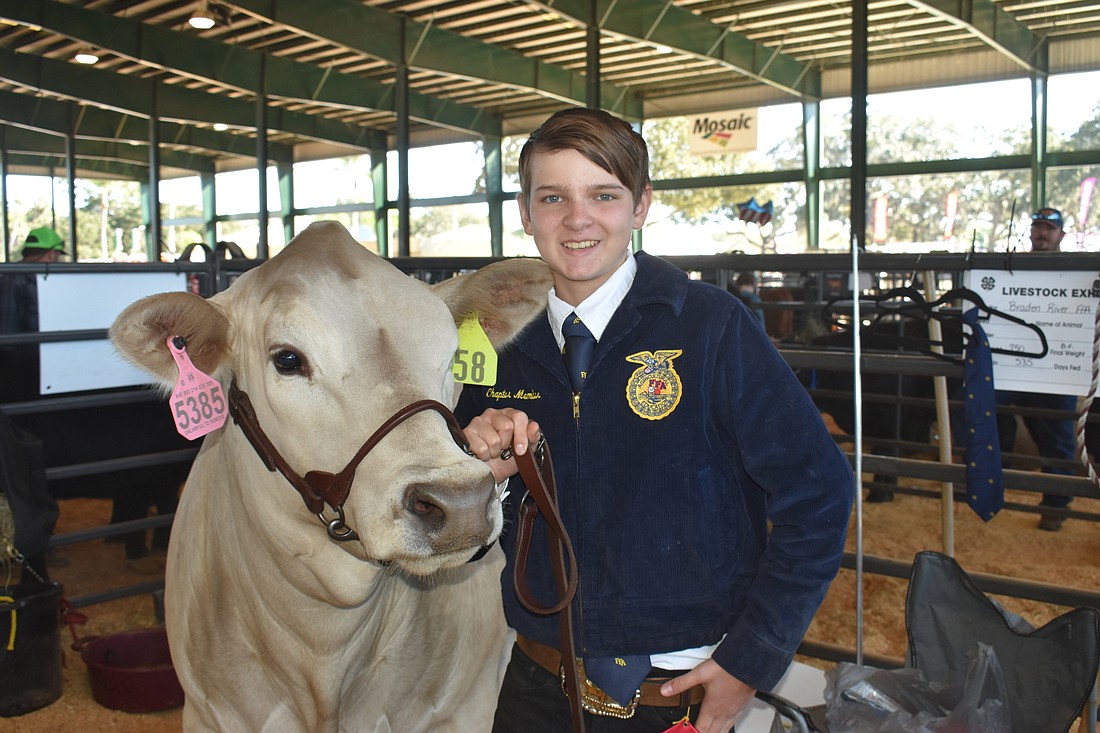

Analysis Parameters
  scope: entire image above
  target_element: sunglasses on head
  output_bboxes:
[1031,209,1061,222]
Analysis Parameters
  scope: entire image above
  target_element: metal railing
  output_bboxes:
[3,248,1098,670]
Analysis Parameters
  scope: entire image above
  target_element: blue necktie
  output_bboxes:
[561,312,596,392]
[560,313,650,704]
[583,655,652,707]
[961,308,1004,521]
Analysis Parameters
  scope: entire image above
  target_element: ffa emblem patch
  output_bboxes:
[625,350,683,420]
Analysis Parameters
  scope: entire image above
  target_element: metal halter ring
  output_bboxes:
[320,507,360,542]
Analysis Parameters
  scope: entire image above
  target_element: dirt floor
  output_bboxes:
[4,477,1099,732]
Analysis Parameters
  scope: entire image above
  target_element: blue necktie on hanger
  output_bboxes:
[561,312,596,392]
[961,307,1004,521]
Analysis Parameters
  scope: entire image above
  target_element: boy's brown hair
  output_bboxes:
[518,107,650,206]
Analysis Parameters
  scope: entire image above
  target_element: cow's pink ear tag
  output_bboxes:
[659,720,699,733]
[166,336,228,440]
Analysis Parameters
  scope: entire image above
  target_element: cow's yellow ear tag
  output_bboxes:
[453,314,497,385]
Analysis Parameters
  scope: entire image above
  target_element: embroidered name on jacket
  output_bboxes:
[625,350,683,420]
[484,387,542,401]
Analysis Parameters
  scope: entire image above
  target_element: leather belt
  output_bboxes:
[516,635,705,709]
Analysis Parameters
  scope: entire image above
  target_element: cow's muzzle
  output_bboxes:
[227,379,475,545]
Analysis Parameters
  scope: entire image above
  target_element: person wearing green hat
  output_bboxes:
[1,226,67,582]
[20,226,66,263]
[1,227,65,336]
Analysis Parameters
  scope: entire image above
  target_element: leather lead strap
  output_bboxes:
[513,442,585,733]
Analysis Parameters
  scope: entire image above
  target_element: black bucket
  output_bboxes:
[0,581,63,717]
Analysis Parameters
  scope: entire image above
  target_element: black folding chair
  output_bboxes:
[906,551,1099,733]
[756,551,1100,733]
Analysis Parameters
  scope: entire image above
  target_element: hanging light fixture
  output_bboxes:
[74,47,100,64]
[188,1,217,30]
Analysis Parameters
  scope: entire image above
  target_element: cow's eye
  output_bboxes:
[272,349,304,374]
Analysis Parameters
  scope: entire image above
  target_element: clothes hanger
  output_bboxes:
[821,285,1049,362]
[924,286,1048,359]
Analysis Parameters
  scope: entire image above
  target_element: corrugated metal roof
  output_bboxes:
[0,0,1097,176]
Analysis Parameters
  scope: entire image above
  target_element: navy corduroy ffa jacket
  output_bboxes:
[456,252,854,692]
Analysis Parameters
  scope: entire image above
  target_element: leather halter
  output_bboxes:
[227,379,470,542]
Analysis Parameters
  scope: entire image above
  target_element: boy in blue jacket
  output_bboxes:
[459,107,854,733]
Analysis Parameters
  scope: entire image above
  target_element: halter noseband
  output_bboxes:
[226,379,470,542]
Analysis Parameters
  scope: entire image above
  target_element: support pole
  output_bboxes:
[255,54,270,260]
[147,98,162,262]
[586,0,600,108]
[396,19,411,257]
[802,101,822,251]
[65,105,78,260]
[371,147,388,256]
[924,269,955,557]
[1030,72,1049,212]
[1,125,9,262]
[485,133,503,257]
[851,0,869,667]
[851,0,868,254]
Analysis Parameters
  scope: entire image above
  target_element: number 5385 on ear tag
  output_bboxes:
[167,336,228,440]
[452,314,497,386]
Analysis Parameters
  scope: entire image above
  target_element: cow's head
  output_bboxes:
[110,221,550,576]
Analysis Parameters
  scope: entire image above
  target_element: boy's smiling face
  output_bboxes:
[518,148,652,307]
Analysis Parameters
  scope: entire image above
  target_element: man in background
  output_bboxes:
[1027,207,1066,252]
[1,227,66,399]
[996,208,1077,531]
[734,272,765,325]
[0,227,66,579]
[1,227,65,333]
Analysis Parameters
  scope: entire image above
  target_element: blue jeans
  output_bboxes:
[996,391,1077,508]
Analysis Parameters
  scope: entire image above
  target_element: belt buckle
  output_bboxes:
[560,658,641,719]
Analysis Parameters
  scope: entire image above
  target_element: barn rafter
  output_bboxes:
[0,0,1093,180]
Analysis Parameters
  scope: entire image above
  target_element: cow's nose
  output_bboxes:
[404,477,494,549]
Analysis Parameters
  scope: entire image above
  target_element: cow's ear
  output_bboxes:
[431,258,552,349]
[110,291,231,388]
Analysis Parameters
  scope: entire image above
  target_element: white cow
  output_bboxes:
[110,222,551,732]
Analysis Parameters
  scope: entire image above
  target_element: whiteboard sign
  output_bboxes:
[37,272,187,394]
[964,269,1100,396]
